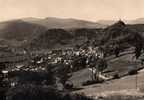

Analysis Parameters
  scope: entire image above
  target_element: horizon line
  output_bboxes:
[0,16,144,23]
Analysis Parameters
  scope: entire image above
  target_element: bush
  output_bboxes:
[65,81,73,89]
[113,73,120,79]
[82,80,104,86]
[128,69,138,75]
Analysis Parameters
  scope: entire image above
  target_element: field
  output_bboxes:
[68,49,144,99]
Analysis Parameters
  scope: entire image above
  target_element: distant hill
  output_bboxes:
[22,17,106,29]
[103,20,127,41]
[30,29,74,49]
[127,24,144,34]
[128,18,144,24]
[97,18,144,25]
[0,17,144,50]
[101,20,144,47]
[29,28,106,49]
[0,17,106,49]
[0,19,47,41]
[97,20,116,25]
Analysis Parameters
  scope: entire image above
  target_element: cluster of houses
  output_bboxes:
[0,45,108,89]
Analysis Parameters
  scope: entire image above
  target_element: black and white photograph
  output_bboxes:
[0,0,144,100]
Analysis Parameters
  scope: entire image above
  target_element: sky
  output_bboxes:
[0,0,143,22]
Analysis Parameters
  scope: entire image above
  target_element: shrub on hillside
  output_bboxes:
[82,79,104,86]
[113,73,120,79]
[128,69,138,75]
